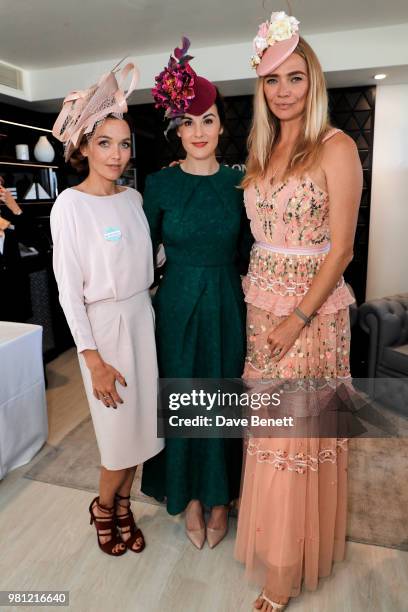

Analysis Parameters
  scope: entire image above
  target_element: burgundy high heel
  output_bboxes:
[88,496,127,557]
[115,493,146,553]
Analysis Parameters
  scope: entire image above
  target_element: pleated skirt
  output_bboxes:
[141,263,245,513]
[78,291,164,470]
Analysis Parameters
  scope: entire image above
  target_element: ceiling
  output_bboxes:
[1,0,408,70]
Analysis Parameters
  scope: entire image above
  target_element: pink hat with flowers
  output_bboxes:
[251,11,300,77]
[152,37,217,132]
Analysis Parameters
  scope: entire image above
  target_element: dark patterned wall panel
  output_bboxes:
[131,85,375,304]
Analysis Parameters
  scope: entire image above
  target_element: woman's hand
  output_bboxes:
[0,217,10,232]
[163,159,185,169]
[82,349,127,409]
[89,361,127,409]
[0,186,22,215]
[267,313,304,361]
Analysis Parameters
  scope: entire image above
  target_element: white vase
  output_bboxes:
[34,135,55,163]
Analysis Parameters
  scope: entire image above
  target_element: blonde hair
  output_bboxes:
[242,37,330,189]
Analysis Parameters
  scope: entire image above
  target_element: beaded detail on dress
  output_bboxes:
[254,177,330,246]
[247,438,348,471]
[243,174,355,315]
[245,306,351,378]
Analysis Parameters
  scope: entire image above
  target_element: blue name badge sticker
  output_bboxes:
[103,227,122,242]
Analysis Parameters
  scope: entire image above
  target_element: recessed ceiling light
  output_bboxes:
[374,74,387,80]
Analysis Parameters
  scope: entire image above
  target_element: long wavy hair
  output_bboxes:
[242,37,331,189]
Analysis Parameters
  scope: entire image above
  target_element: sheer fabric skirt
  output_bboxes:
[234,303,350,598]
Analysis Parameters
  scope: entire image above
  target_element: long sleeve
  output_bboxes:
[50,199,97,353]
[143,174,163,257]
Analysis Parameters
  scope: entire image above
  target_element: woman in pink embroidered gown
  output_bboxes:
[234,12,363,611]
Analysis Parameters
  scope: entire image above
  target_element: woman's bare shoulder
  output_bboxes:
[321,131,359,170]
[323,130,357,154]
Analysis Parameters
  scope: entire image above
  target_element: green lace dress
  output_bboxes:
[140,164,252,515]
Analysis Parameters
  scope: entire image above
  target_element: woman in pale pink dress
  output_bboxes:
[51,63,163,557]
[234,11,362,611]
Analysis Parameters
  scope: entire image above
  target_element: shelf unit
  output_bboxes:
[0,116,74,360]
[0,118,61,204]
[0,119,52,133]
[0,160,59,169]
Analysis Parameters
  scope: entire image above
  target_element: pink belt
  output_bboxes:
[255,241,331,256]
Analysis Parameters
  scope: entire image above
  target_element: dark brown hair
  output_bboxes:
[69,113,134,174]
[167,86,226,140]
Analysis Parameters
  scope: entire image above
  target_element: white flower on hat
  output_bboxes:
[253,35,268,54]
[250,54,262,68]
[268,11,300,44]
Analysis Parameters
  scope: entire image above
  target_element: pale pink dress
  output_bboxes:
[51,187,164,470]
[234,129,356,598]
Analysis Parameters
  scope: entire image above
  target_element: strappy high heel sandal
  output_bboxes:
[88,496,127,557]
[253,591,289,611]
[115,493,146,553]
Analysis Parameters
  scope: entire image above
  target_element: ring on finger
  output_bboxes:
[273,348,282,357]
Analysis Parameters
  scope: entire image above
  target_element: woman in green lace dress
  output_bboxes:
[141,39,252,549]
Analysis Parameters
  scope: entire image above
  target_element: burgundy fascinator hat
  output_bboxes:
[152,37,217,133]
[52,60,139,161]
[250,11,300,76]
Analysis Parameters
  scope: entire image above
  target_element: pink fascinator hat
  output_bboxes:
[251,11,300,77]
[52,60,139,161]
[152,37,217,133]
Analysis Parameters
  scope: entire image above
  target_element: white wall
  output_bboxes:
[21,22,408,103]
[366,84,408,299]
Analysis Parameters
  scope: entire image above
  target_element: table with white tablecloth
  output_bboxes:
[0,322,47,479]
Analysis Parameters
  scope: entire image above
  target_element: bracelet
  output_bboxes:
[294,307,314,326]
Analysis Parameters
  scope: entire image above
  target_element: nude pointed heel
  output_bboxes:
[207,504,229,549]
[186,526,206,550]
[185,500,206,549]
[206,524,228,549]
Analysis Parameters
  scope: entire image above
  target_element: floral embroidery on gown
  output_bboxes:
[235,129,356,598]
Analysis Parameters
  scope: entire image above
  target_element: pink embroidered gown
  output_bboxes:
[234,129,356,598]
